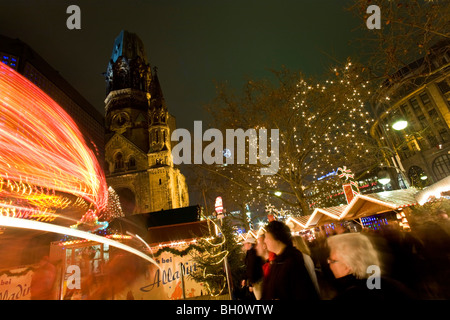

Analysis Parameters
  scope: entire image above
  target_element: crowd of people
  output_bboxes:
[238,215,450,300]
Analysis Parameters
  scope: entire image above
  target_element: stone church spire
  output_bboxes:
[110,30,148,64]
[148,67,170,153]
[104,30,189,215]
[149,66,167,111]
[105,30,152,96]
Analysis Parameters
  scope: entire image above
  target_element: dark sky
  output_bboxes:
[0,0,365,133]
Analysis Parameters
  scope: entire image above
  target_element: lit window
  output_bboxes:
[437,79,450,95]
[128,156,136,169]
[433,154,450,180]
[114,153,124,171]
[419,92,431,105]
[0,53,19,70]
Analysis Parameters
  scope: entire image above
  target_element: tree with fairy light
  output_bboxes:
[188,1,450,218]
[189,217,245,297]
[202,61,381,216]
[100,186,125,221]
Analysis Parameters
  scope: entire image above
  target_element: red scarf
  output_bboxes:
[262,251,277,278]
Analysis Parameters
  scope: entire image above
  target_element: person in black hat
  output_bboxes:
[261,221,320,300]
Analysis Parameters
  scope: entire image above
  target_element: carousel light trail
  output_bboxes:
[0,63,158,265]
[0,215,160,268]
[0,63,107,212]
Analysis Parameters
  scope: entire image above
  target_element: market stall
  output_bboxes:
[286,188,420,233]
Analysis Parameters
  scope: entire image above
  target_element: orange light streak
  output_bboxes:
[0,63,107,213]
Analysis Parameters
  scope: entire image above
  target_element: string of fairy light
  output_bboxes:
[209,60,377,214]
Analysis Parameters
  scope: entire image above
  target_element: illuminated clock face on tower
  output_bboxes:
[112,112,130,128]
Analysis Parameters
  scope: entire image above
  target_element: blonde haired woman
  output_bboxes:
[327,233,379,279]
[292,236,320,296]
[327,233,413,300]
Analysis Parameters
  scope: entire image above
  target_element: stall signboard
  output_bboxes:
[125,245,206,300]
[0,266,33,300]
[51,241,208,300]
[343,184,355,204]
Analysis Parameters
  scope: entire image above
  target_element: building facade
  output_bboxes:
[371,40,450,188]
[104,30,189,215]
[0,34,105,166]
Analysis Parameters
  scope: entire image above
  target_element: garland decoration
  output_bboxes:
[0,265,36,278]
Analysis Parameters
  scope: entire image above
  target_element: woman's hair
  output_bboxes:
[327,233,380,279]
[292,236,311,256]
[265,221,293,247]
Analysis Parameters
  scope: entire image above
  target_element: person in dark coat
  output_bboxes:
[332,273,414,300]
[241,237,263,299]
[261,221,320,300]
[327,233,414,300]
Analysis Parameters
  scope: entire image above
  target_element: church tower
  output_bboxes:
[104,30,189,215]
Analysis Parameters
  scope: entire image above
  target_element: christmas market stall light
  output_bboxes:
[239,226,267,243]
[284,188,421,232]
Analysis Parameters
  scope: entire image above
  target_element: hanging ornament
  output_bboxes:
[337,166,360,204]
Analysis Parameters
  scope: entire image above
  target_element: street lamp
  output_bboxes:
[274,191,282,197]
[392,119,408,131]
[377,169,391,185]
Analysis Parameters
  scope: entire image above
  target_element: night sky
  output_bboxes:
[0,0,366,133]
